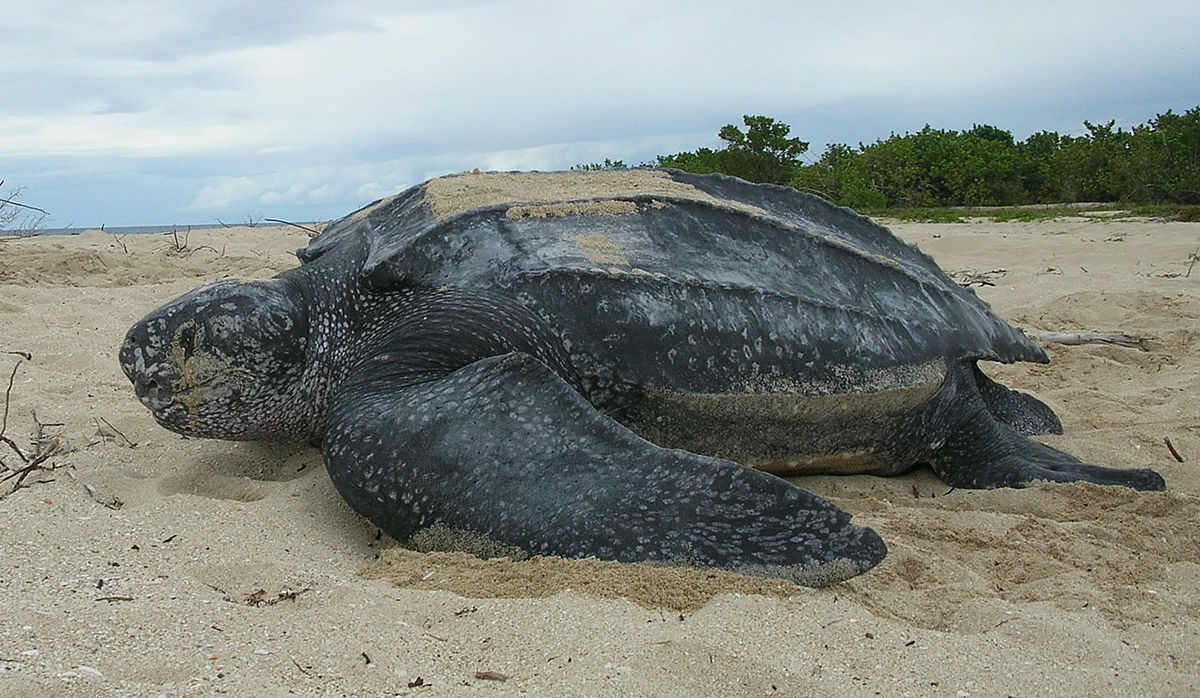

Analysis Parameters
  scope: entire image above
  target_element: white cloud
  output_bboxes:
[187,176,265,211]
[181,130,708,216]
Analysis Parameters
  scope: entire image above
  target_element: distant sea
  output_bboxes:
[1,222,321,238]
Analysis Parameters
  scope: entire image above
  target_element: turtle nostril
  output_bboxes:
[135,376,161,401]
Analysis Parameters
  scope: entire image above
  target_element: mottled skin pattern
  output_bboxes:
[120,169,1164,587]
[121,278,312,439]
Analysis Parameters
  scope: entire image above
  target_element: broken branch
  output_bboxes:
[264,218,322,237]
[93,416,137,448]
[0,437,65,491]
[0,195,49,215]
[474,670,509,682]
[1026,331,1149,350]
[0,356,72,495]
[1164,437,1184,463]
[951,268,1007,287]
[1,359,25,463]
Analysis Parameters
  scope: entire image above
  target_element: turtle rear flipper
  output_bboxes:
[971,363,1063,436]
[322,352,886,586]
[930,367,1165,491]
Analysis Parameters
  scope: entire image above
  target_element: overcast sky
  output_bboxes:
[3,0,1197,228]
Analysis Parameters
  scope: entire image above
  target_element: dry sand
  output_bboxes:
[0,215,1197,696]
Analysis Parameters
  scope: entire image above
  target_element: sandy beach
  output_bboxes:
[0,214,1197,696]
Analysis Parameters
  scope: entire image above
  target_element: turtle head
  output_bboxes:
[119,278,310,440]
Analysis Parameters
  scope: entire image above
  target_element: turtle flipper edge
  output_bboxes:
[322,352,886,586]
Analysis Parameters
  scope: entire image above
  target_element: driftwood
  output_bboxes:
[1026,331,1149,350]
[951,268,1007,287]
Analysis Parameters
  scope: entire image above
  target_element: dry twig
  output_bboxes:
[243,587,312,607]
[90,416,137,448]
[165,227,220,257]
[0,356,70,495]
[1,434,67,493]
[0,193,49,215]
[474,671,509,682]
[264,218,322,237]
[951,268,1007,287]
[0,180,49,233]
[1,359,24,462]
[1164,437,1184,463]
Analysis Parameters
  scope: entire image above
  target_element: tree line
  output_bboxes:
[581,107,1200,210]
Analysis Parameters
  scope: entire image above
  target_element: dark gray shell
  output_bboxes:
[299,169,1046,403]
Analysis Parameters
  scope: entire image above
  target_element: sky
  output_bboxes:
[2,0,1198,228]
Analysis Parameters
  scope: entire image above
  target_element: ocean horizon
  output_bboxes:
[1,221,323,238]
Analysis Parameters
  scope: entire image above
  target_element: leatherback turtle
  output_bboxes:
[119,169,1165,586]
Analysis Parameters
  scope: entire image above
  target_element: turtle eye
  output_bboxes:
[177,325,196,357]
[264,310,294,333]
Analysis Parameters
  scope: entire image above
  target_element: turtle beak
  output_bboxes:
[119,323,180,411]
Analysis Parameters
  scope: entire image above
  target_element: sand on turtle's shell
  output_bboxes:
[422,169,771,220]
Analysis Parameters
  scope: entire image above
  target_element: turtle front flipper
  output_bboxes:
[322,352,886,586]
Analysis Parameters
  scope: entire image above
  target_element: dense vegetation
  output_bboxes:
[580,107,1200,212]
